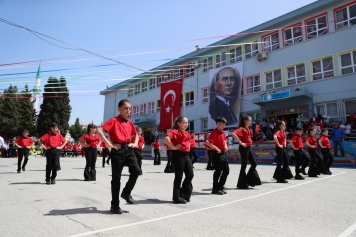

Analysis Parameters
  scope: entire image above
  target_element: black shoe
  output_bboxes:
[139,171,143,176]
[102,165,105,168]
[277,179,288,183]
[302,171,307,175]
[51,179,56,184]
[121,193,135,204]
[110,206,123,214]
[17,169,21,173]
[84,179,91,181]
[46,179,51,185]
[106,161,110,165]
[211,190,224,195]
[237,186,249,189]
[294,175,305,180]
[173,197,187,204]
[326,171,332,175]
[220,188,227,194]
[22,167,26,171]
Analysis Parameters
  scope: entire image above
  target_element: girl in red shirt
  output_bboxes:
[273,121,293,183]
[318,128,333,175]
[165,116,193,204]
[189,131,199,167]
[305,127,324,177]
[80,124,101,181]
[232,114,261,189]
[151,137,161,165]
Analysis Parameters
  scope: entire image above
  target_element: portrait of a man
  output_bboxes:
[208,66,242,128]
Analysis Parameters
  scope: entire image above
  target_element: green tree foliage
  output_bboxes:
[17,84,37,136]
[37,77,72,137]
[69,118,86,142]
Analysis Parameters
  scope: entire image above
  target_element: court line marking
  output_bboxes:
[338,221,356,237]
[70,171,346,237]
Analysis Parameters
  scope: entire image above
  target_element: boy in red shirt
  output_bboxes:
[151,138,161,165]
[206,117,229,195]
[319,128,333,175]
[14,129,34,173]
[38,123,68,184]
[289,127,310,180]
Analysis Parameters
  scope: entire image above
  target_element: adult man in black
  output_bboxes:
[209,67,240,126]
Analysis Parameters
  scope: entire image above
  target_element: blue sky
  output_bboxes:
[0,0,317,126]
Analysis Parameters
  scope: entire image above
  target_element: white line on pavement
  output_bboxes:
[338,221,356,237]
[70,171,346,237]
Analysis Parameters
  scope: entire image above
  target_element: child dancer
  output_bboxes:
[133,127,145,175]
[232,114,261,189]
[273,121,293,183]
[14,129,34,173]
[165,116,194,204]
[206,117,229,195]
[151,137,161,165]
[290,127,310,180]
[319,129,333,175]
[305,127,324,177]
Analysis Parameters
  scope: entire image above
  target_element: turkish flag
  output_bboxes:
[158,78,183,131]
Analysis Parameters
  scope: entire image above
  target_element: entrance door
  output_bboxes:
[266,105,308,130]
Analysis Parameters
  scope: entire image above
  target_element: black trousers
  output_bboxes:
[171,151,194,201]
[84,148,97,181]
[237,146,261,188]
[110,146,140,208]
[307,149,325,176]
[293,149,310,175]
[273,147,293,181]
[206,150,214,169]
[102,148,110,167]
[72,150,78,157]
[189,148,199,164]
[18,148,29,171]
[154,149,161,164]
[321,148,334,172]
[45,149,60,180]
[212,151,229,191]
[164,150,174,173]
[134,149,143,171]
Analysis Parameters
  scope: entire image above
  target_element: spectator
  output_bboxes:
[266,128,273,140]
[310,122,321,139]
[309,113,319,123]
[330,122,346,157]
[261,118,269,135]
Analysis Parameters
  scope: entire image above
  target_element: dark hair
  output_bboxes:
[136,127,142,131]
[295,127,303,131]
[190,130,195,134]
[216,116,227,124]
[239,114,251,128]
[274,120,285,133]
[118,99,130,107]
[23,129,29,133]
[50,122,58,128]
[172,116,187,130]
[321,128,327,133]
[308,127,315,133]
[263,118,267,122]
[87,123,97,133]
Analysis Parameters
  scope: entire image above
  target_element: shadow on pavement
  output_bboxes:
[133,199,173,204]
[56,179,82,181]
[44,207,129,215]
[9,182,42,185]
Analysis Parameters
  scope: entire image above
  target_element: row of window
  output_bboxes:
[242,49,356,94]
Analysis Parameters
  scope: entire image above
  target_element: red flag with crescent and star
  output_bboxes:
[158,78,183,131]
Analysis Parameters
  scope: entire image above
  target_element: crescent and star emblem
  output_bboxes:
[163,90,176,113]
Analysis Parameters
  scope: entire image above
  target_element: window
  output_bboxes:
[215,52,227,68]
[133,105,139,117]
[283,24,302,46]
[335,3,356,30]
[185,91,194,106]
[340,50,356,75]
[149,78,156,89]
[186,64,195,77]
[180,94,183,107]
[165,71,173,81]
[188,121,194,131]
[230,47,242,64]
[147,101,154,114]
[128,86,134,97]
[245,41,258,59]
[141,81,147,92]
[245,75,261,94]
[156,100,161,112]
[345,99,356,115]
[202,87,209,103]
[316,101,338,120]
[157,75,164,87]
[134,84,140,94]
[140,103,146,115]
[286,63,306,85]
[175,68,184,79]
[203,57,213,72]
[306,15,328,39]
[202,118,208,130]
[262,32,279,52]
[265,69,282,90]
[312,56,334,80]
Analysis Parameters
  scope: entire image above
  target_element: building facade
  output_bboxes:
[101,0,356,138]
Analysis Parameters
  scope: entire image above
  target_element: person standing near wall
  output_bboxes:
[330,122,346,157]
[14,129,34,173]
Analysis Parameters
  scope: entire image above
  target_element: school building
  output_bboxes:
[100,0,356,139]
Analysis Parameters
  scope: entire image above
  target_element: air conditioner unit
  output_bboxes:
[257,52,267,61]
[191,61,200,69]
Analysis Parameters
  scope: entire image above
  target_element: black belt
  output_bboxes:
[112,142,130,148]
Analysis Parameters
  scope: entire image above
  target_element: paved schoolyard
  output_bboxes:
[0,155,355,237]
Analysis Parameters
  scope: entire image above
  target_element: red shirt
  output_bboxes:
[207,128,227,151]
[190,137,197,149]
[234,127,252,147]
[151,141,160,149]
[134,136,144,150]
[163,141,172,150]
[102,115,136,143]
[73,144,79,150]
[40,132,66,148]
[166,129,191,152]
[275,130,286,148]
[101,142,109,149]
[306,136,317,149]
[320,135,331,148]
[15,136,34,147]
[67,143,73,149]
[81,134,100,148]
[291,135,303,149]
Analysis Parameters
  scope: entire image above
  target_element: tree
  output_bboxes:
[17,84,37,136]
[69,118,86,142]
[0,85,21,138]
[37,77,72,136]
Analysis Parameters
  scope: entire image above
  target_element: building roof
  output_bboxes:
[100,0,338,95]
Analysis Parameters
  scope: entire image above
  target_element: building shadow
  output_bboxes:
[9,182,42,185]
[44,207,129,215]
